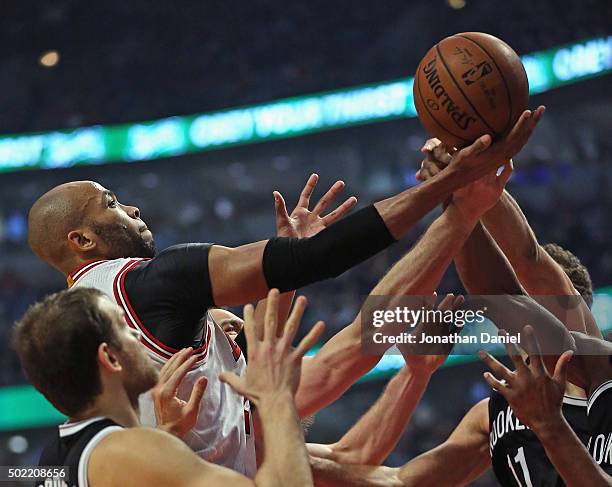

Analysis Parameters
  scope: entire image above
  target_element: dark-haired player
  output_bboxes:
[25,111,543,475]
[14,287,323,487]
[481,325,612,486]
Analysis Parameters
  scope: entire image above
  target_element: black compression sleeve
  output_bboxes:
[262,204,395,292]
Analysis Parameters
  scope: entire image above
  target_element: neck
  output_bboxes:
[72,387,140,428]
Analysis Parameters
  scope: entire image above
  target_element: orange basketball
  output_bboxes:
[413,32,529,148]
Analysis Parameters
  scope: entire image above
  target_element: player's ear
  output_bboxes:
[67,229,97,254]
[98,343,123,374]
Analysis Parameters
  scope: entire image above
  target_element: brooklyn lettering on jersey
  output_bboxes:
[489,404,530,452]
[587,432,612,466]
[422,56,478,131]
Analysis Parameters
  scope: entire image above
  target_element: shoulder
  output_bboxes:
[87,428,191,485]
[89,427,252,487]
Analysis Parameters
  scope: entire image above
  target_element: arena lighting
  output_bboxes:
[0,36,610,174]
[447,0,467,9]
[1,288,612,431]
[39,50,60,68]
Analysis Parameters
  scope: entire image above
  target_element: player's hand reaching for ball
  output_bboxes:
[451,160,513,222]
[273,173,357,238]
[417,106,545,187]
[219,289,325,407]
[151,347,208,439]
[479,325,574,435]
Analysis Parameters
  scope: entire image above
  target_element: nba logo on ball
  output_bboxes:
[414,32,529,149]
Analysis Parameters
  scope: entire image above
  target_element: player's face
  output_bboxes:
[99,298,159,398]
[85,182,156,259]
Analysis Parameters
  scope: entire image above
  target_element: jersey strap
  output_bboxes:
[67,260,109,288]
[588,380,612,415]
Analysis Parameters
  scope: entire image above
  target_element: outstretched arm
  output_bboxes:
[419,152,576,364]
[306,294,464,466]
[420,135,598,337]
[309,398,491,487]
[481,191,599,336]
[306,366,429,466]
[294,200,492,418]
[209,109,543,306]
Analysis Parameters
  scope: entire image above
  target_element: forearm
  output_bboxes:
[535,416,612,487]
[296,204,477,417]
[481,191,581,298]
[382,203,477,295]
[310,457,401,487]
[328,367,431,465]
[397,446,489,487]
[481,190,538,263]
[295,323,380,417]
[374,164,474,240]
[255,396,313,487]
[454,222,524,296]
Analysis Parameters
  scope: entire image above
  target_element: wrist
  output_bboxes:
[444,203,479,235]
[256,391,296,414]
[157,423,183,438]
[530,413,567,440]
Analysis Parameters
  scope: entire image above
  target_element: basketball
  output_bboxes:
[414,32,529,148]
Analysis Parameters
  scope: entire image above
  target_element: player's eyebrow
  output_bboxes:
[101,189,117,206]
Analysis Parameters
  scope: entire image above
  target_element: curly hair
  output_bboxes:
[542,243,593,308]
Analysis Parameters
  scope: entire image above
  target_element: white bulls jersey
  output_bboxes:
[68,255,256,477]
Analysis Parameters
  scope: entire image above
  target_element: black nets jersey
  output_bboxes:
[586,380,612,476]
[488,390,590,487]
[38,417,122,487]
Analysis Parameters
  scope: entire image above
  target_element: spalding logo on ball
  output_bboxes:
[414,32,529,148]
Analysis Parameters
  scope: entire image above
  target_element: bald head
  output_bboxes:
[28,181,104,269]
[29,181,155,274]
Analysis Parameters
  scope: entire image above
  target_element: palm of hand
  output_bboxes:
[282,207,327,238]
[274,174,357,239]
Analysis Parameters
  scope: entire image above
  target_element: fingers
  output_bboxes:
[321,196,357,226]
[452,294,465,309]
[421,138,441,153]
[273,191,290,226]
[297,173,319,208]
[478,350,513,383]
[293,321,325,359]
[242,303,259,345]
[219,372,248,397]
[185,376,208,415]
[436,293,455,312]
[553,350,574,384]
[166,354,199,395]
[457,134,492,159]
[533,105,546,123]
[263,289,280,341]
[500,331,528,374]
[500,106,545,156]
[312,180,345,215]
[432,144,453,165]
[523,325,545,375]
[280,295,308,349]
[158,348,193,384]
[483,371,508,393]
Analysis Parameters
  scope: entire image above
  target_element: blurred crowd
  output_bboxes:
[1,0,609,133]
